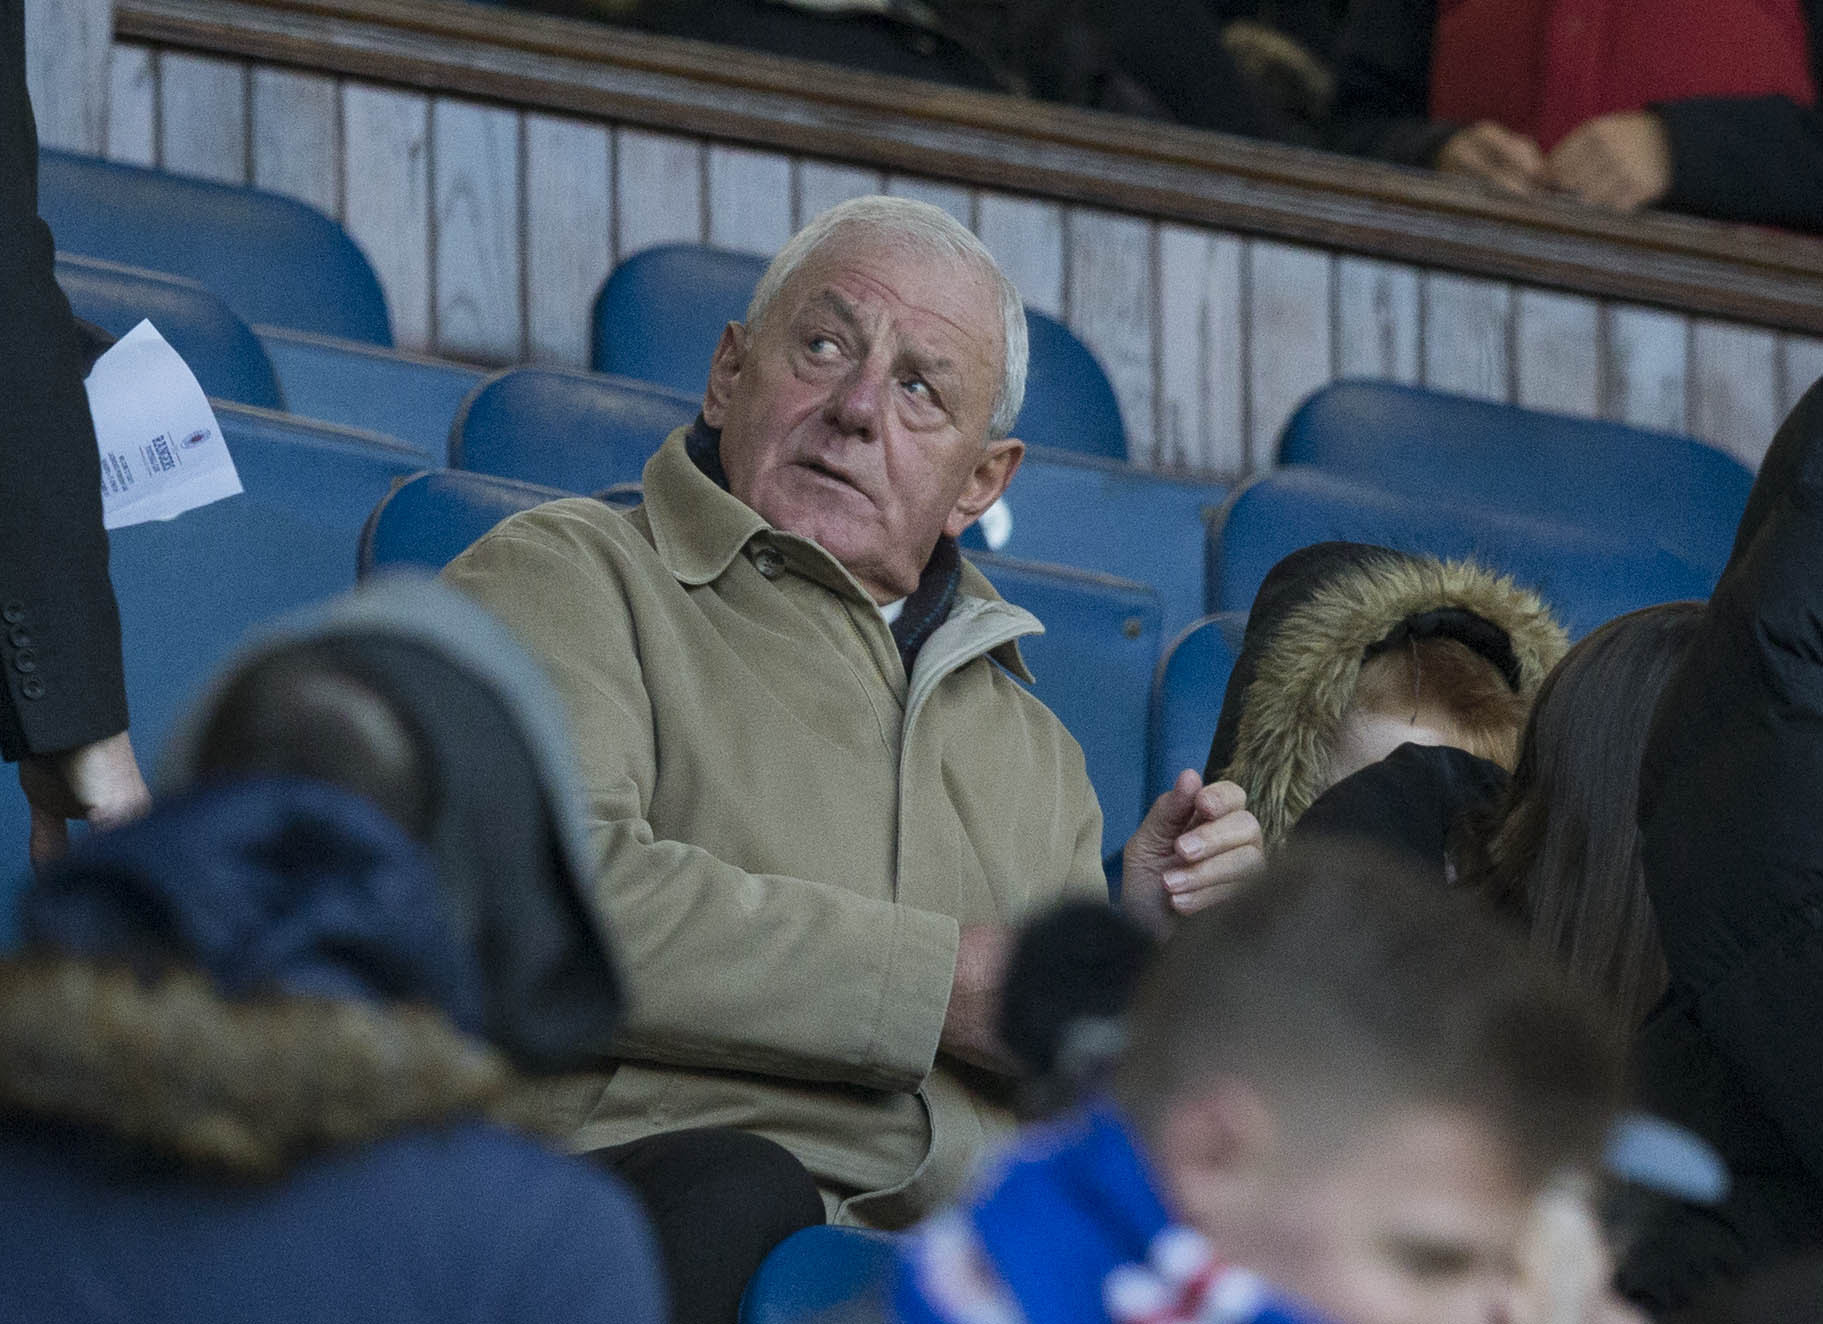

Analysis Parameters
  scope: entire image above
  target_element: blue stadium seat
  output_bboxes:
[591,243,1127,457]
[359,469,569,578]
[448,367,700,492]
[972,553,1161,856]
[1277,380,1752,582]
[961,445,1228,636]
[258,328,485,460]
[40,150,392,345]
[1209,468,1713,639]
[740,1227,901,1324]
[1149,612,1246,800]
[1,406,425,944]
[57,253,284,410]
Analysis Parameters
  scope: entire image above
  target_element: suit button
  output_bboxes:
[753,548,783,579]
[14,650,36,674]
[20,677,44,700]
[1,602,22,624]
[8,626,29,648]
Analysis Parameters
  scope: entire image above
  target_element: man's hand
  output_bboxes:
[1547,111,1673,213]
[940,924,1016,1074]
[1121,770,1264,938]
[17,730,151,867]
[1437,121,1548,196]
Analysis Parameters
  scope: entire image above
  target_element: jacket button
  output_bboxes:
[8,626,29,648]
[20,677,44,700]
[1,602,22,624]
[753,548,783,579]
[14,649,36,674]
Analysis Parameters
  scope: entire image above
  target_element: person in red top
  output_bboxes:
[1328,0,1823,231]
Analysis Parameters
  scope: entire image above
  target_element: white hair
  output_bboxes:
[745,196,1028,440]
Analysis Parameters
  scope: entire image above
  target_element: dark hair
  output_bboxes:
[192,645,434,838]
[1458,602,1704,1030]
[1113,844,1621,1191]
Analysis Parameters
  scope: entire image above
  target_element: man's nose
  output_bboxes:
[825,359,886,438]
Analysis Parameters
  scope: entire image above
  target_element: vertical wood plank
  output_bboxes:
[1780,335,1823,418]
[1157,225,1245,473]
[104,44,157,167]
[1421,272,1511,401]
[342,84,431,350]
[249,67,339,217]
[1513,289,1600,417]
[1067,208,1156,457]
[157,52,248,183]
[1334,257,1419,384]
[706,145,793,256]
[886,174,974,226]
[795,160,883,226]
[1603,306,1688,434]
[1691,321,1781,468]
[525,114,611,368]
[614,128,704,261]
[1246,240,1333,466]
[433,99,523,362]
[976,193,1065,317]
[25,0,112,154]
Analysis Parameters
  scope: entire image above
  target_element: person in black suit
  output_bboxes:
[1,3,148,863]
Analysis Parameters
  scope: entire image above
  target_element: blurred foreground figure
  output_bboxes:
[896,847,1621,1324]
[0,578,664,1324]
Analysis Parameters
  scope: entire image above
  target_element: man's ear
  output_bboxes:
[702,321,748,429]
[944,437,1025,540]
[1150,1079,1278,1235]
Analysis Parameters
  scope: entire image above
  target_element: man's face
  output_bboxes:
[1160,1098,1534,1324]
[702,233,1023,603]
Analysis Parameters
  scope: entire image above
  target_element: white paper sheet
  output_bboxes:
[83,320,242,530]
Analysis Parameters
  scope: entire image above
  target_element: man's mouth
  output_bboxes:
[799,458,868,497]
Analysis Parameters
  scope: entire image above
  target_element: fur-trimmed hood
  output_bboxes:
[1205,543,1568,846]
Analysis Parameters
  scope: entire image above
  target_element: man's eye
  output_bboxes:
[1391,1242,1479,1280]
[806,335,839,355]
[901,377,934,401]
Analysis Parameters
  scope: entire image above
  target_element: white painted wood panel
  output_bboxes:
[1780,334,1823,418]
[706,145,793,255]
[157,52,247,184]
[1157,225,1245,473]
[1246,240,1333,466]
[433,100,524,361]
[249,67,339,217]
[25,0,112,154]
[1514,289,1599,416]
[1334,257,1419,385]
[525,114,611,367]
[1067,208,1156,457]
[1691,321,1781,468]
[614,128,704,261]
[104,44,157,167]
[1421,272,1511,401]
[1603,306,1688,434]
[976,193,1065,317]
[886,174,974,226]
[794,160,883,227]
[341,84,431,350]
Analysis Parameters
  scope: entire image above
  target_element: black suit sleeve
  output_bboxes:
[1326,0,1459,165]
[0,5,129,762]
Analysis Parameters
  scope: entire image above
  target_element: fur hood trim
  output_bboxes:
[0,954,528,1180]
[1221,556,1568,846]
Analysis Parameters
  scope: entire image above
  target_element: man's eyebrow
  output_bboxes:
[900,347,959,383]
[802,289,862,332]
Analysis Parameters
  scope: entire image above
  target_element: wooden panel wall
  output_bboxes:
[98,40,1823,476]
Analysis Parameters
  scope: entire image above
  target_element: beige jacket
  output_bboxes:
[442,431,1106,1226]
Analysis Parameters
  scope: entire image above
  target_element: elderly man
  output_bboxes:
[444,197,1259,1321]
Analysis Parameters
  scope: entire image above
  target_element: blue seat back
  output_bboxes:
[591,243,1127,457]
[962,446,1228,636]
[1210,468,1713,639]
[359,469,571,577]
[1149,612,1245,800]
[258,328,485,460]
[449,368,700,492]
[2,407,424,942]
[1278,380,1752,580]
[973,553,1161,856]
[40,150,392,346]
[57,254,284,410]
[740,1227,901,1324]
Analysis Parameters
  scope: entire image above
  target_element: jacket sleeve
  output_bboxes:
[0,6,129,762]
[1652,94,1823,231]
[1326,0,1459,165]
[1637,378,1823,1189]
[443,521,961,1094]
